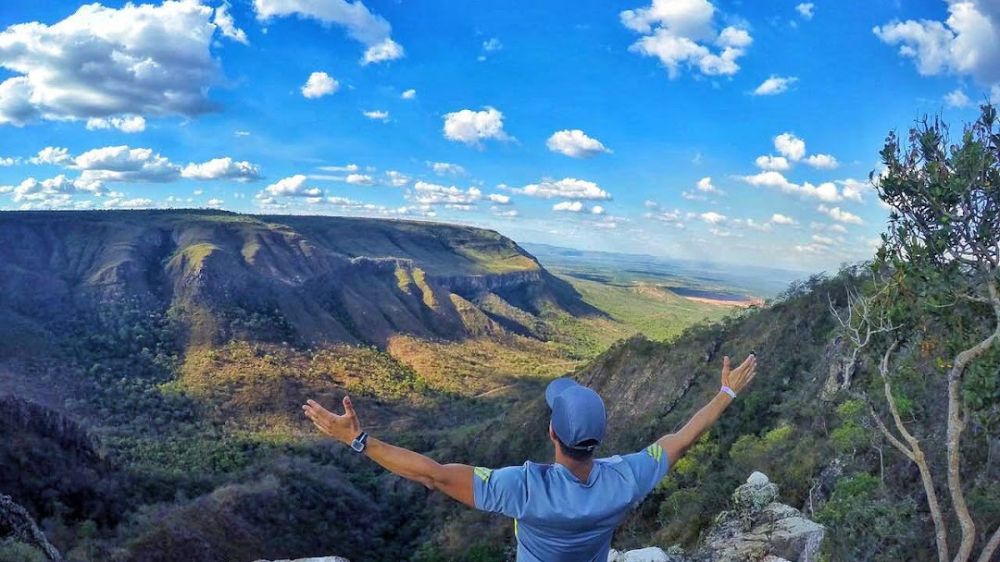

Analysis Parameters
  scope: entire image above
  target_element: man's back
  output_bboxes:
[473,444,671,562]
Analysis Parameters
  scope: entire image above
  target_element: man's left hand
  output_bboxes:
[303,397,361,444]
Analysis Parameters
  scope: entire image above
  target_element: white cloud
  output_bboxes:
[546,129,611,158]
[302,72,339,98]
[591,205,606,215]
[214,3,248,44]
[812,234,836,245]
[699,211,726,224]
[85,115,146,133]
[553,201,584,212]
[362,110,389,121]
[30,147,72,166]
[345,173,375,185]
[838,178,870,202]
[483,38,503,52]
[774,132,806,161]
[264,174,322,197]
[755,155,790,171]
[410,180,481,206]
[104,196,154,209]
[0,157,14,166]
[362,38,405,65]
[401,89,416,100]
[206,198,224,208]
[696,176,721,194]
[738,171,842,201]
[945,88,971,107]
[253,0,403,64]
[621,0,752,78]
[385,170,409,187]
[0,1,222,126]
[804,153,839,169]
[818,204,863,224]
[181,157,261,182]
[488,193,511,204]
[753,75,798,96]
[492,207,519,218]
[874,1,1000,85]
[5,174,103,202]
[796,3,815,20]
[318,163,359,172]
[515,177,611,200]
[442,107,510,146]
[770,213,798,225]
[428,161,466,175]
[74,145,178,182]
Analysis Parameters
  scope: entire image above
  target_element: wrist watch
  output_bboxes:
[350,431,369,453]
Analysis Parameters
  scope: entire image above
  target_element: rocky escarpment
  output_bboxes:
[0,210,598,349]
[608,472,824,562]
[0,494,61,560]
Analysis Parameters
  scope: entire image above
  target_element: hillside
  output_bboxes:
[0,210,593,350]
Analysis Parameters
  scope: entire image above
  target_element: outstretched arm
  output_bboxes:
[303,397,476,508]
[657,354,757,463]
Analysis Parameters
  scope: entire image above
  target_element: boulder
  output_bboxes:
[691,472,825,562]
[608,546,684,562]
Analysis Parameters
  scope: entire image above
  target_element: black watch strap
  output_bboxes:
[351,431,369,453]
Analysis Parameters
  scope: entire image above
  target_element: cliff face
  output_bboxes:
[0,210,597,349]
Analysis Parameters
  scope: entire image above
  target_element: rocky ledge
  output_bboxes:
[609,471,825,562]
[0,494,61,561]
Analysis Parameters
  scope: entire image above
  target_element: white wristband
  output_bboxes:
[720,386,737,399]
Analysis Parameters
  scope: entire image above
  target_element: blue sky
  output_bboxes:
[1,0,998,272]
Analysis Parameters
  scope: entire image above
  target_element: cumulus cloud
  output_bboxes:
[874,1,1000,86]
[442,107,510,146]
[738,170,842,201]
[770,213,798,225]
[74,145,179,182]
[345,173,375,185]
[753,75,798,95]
[838,178,870,202]
[30,147,72,166]
[263,174,322,197]
[755,155,790,171]
[427,161,466,175]
[804,153,839,169]
[85,115,146,133]
[796,3,815,20]
[302,72,338,98]
[214,3,248,44]
[818,204,863,224]
[180,157,261,182]
[206,198,224,208]
[410,181,482,206]
[621,0,752,78]
[515,177,611,200]
[4,174,104,202]
[254,0,404,64]
[488,193,511,204]
[546,129,611,158]
[483,38,503,52]
[591,205,606,215]
[104,196,155,209]
[945,88,972,107]
[774,133,806,161]
[699,211,726,224]
[385,170,409,187]
[0,157,15,166]
[401,89,417,100]
[696,176,721,194]
[0,0,223,126]
[553,201,584,212]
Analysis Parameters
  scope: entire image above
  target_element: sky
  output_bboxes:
[1,0,998,273]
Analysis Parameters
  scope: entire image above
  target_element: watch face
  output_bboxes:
[351,439,364,452]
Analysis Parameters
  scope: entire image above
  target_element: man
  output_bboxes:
[303,353,757,562]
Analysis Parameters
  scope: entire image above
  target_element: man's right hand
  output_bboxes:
[721,354,757,394]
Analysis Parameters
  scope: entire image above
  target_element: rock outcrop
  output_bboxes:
[612,472,825,562]
[0,494,61,561]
